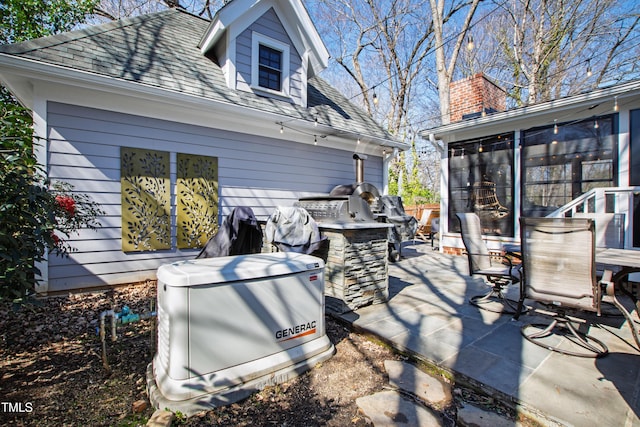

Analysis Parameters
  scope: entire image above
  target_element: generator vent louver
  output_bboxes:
[156,302,169,373]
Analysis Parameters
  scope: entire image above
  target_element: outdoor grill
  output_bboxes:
[296,154,417,261]
[295,184,378,223]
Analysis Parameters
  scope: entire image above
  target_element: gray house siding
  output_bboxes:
[235,8,304,103]
[46,101,382,292]
[0,7,402,294]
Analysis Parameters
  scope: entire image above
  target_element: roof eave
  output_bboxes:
[421,79,640,140]
[0,53,400,153]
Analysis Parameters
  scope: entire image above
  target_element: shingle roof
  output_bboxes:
[0,8,397,145]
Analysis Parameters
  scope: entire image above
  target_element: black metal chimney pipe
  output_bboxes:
[353,153,368,184]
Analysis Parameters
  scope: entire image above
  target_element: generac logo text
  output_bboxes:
[276,320,317,342]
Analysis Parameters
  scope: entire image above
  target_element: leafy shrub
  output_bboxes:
[1,102,103,301]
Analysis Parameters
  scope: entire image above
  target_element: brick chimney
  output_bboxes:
[449,73,506,123]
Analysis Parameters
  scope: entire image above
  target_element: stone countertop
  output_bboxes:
[316,221,393,230]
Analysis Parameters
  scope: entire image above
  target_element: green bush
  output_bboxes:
[1,102,103,301]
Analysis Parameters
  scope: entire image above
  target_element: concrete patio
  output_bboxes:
[331,240,640,426]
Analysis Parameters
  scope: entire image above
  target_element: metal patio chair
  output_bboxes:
[515,217,640,358]
[430,217,440,250]
[456,213,524,314]
[416,208,438,242]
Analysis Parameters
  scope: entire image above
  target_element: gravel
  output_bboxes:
[0,281,520,426]
[0,282,398,426]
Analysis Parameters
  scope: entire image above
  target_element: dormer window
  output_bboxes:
[258,45,282,91]
[251,32,290,97]
[200,3,329,108]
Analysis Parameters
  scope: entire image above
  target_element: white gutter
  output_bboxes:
[421,79,640,139]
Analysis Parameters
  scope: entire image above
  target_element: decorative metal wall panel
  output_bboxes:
[177,154,219,249]
[121,148,171,252]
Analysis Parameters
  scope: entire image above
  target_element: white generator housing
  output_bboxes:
[147,252,335,415]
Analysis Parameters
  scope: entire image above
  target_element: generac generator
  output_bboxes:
[146,252,335,415]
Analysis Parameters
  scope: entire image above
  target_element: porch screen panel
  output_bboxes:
[631,109,640,186]
[521,115,616,217]
[177,153,219,249]
[448,133,514,237]
[631,109,640,246]
[121,147,171,252]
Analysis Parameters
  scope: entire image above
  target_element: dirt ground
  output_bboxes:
[0,281,514,426]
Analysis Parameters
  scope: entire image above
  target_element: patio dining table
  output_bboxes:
[595,247,640,278]
[504,243,640,310]
[504,244,640,271]
[595,247,640,310]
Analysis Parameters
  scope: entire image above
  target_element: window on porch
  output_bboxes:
[448,133,515,237]
[521,115,617,217]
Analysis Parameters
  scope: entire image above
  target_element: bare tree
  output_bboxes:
[314,0,432,136]
[314,0,481,132]
[430,0,481,125]
[311,0,481,198]
[482,0,640,106]
[92,0,224,21]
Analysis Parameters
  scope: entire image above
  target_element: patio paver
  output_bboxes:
[332,241,640,427]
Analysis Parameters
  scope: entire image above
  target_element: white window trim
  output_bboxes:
[251,31,290,97]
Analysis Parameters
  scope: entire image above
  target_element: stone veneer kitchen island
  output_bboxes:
[318,222,392,313]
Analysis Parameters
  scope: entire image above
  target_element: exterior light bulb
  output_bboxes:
[373,92,379,106]
[553,120,558,134]
[467,36,474,51]
[614,96,619,112]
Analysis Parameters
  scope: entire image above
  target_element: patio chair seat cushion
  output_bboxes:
[476,266,513,276]
[475,265,520,282]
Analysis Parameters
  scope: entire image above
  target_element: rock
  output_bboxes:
[384,360,452,408]
[132,399,148,413]
[457,403,514,427]
[146,409,175,427]
[356,390,443,426]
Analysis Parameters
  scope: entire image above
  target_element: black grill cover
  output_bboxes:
[380,195,418,242]
[196,206,263,258]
